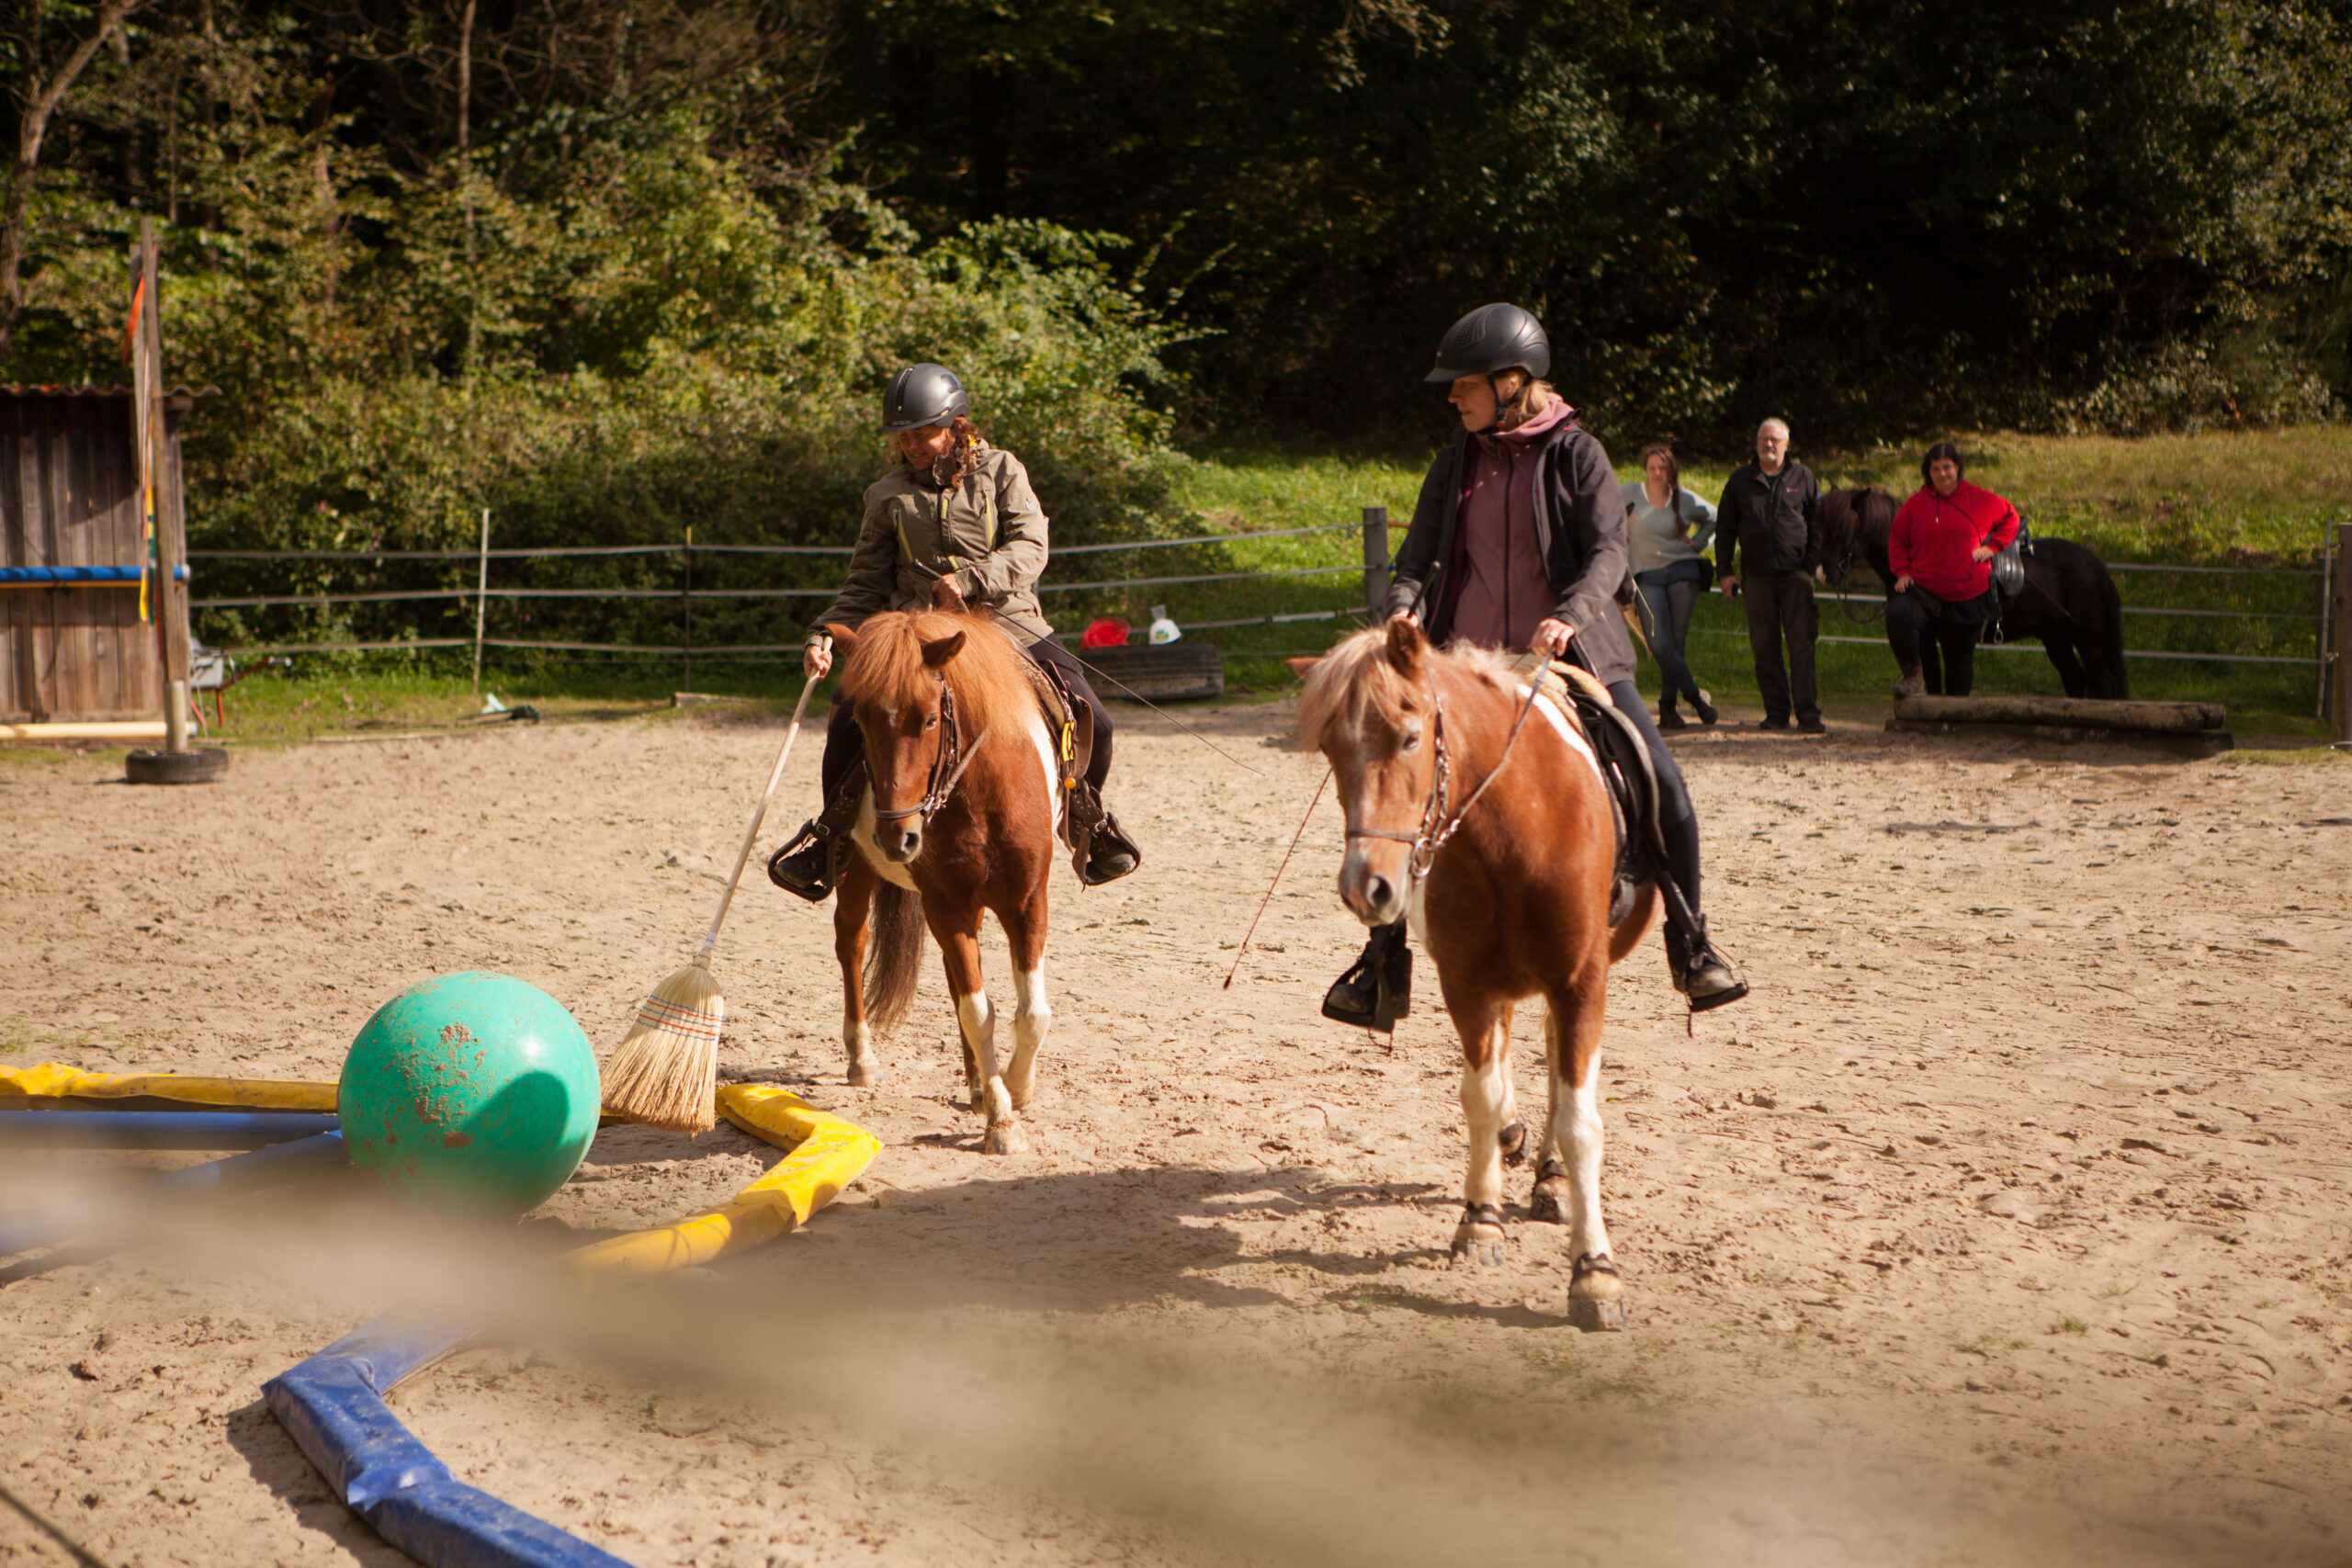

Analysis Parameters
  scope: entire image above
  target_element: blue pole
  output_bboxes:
[0,1131,346,1258]
[0,1111,339,1149]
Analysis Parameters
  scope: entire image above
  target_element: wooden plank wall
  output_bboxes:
[0,396,159,722]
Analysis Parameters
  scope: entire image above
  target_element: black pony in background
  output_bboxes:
[1814,488,2131,700]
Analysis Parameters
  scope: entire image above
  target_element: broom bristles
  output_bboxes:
[601,961,724,1133]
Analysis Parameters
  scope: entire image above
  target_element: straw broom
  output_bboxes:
[602,677,821,1132]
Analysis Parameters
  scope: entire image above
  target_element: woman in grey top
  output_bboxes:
[1620,444,1719,728]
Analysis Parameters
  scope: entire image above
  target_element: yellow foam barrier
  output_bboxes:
[0,1062,337,1111]
[566,1084,881,1285]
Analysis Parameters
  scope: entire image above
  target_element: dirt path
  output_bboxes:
[3,706,2349,1567]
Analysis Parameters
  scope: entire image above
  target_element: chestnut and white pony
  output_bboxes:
[825,606,1079,1155]
[1296,620,1657,1329]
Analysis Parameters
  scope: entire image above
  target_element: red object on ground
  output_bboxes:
[1080,618,1131,649]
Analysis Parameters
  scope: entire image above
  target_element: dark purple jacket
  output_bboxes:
[1384,416,1636,687]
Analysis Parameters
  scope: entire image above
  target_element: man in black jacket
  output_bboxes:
[1715,419,1825,733]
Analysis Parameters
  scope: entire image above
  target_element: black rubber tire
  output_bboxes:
[125,747,230,785]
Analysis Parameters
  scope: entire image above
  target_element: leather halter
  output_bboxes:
[870,678,989,827]
[1343,676,1544,885]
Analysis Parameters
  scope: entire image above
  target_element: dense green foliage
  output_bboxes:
[832,0,2352,443]
[3,0,2347,661]
[3,2,1186,649]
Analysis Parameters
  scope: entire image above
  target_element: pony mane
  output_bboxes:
[1817,486,1896,554]
[838,610,1037,735]
[1295,627,1515,746]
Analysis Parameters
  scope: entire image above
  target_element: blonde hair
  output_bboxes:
[1496,377,1560,432]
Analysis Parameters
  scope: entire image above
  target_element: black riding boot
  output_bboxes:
[1067,781,1142,886]
[1322,922,1412,1031]
[765,763,866,902]
[1662,909,1748,1012]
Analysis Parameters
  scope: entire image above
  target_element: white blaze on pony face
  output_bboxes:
[1332,706,1433,929]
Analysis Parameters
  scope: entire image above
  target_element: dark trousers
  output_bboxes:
[1634,559,1709,708]
[1886,589,1989,696]
[819,636,1114,798]
[1740,570,1819,724]
[1605,677,1703,915]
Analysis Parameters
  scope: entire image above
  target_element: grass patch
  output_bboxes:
[1,1020,88,1055]
[2048,1316,2092,1336]
[160,427,2347,734]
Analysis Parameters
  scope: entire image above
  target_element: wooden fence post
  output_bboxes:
[470,508,491,695]
[141,219,193,751]
[1362,506,1389,615]
[2331,522,2352,744]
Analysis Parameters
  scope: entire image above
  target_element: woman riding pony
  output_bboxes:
[767,364,1142,897]
[1322,304,1747,1027]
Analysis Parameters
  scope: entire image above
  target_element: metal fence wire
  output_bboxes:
[188,511,2329,701]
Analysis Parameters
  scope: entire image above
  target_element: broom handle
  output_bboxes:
[696,677,820,963]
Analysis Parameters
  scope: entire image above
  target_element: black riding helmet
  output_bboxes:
[882,363,971,432]
[1424,303,1551,386]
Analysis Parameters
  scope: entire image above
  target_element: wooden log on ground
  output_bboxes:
[1893,694,2226,732]
[0,720,167,741]
[1886,718,2233,759]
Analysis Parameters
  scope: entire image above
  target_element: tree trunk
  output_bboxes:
[0,0,145,362]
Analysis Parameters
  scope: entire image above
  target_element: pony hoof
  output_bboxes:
[1529,1158,1569,1224]
[846,1060,882,1088]
[1569,1253,1627,1333]
[1567,1294,1629,1333]
[1450,1204,1507,1269]
[981,1122,1030,1156]
[1498,1121,1529,1167]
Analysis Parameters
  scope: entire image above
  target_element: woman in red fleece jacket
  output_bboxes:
[1885,442,2019,697]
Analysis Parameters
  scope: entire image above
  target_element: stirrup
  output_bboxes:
[766,819,841,902]
[767,765,865,903]
[1077,809,1142,886]
[1321,927,1410,1031]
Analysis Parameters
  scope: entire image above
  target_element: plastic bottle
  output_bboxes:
[1147,604,1182,645]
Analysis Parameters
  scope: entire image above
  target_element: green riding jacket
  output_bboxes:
[808,443,1052,646]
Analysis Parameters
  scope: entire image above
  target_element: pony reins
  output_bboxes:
[872,677,992,827]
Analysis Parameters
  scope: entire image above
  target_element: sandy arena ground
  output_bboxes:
[3,697,2350,1567]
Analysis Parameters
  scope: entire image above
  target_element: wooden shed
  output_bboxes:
[0,385,200,724]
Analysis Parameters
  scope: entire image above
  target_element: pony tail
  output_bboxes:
[863,880,928,1039]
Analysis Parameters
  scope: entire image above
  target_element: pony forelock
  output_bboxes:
[839,610,1036,734]
[1295,626,1515,748]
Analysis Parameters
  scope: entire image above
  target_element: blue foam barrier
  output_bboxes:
[0,1130,348,1257]
[0,1111,340,1149]
[266,1314,634,1568]
[0,565,141,584]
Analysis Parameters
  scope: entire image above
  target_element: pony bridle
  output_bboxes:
[871,679,989,828]
[1344,678,1543,886]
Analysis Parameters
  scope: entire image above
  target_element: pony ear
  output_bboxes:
[1384,616,1425,675]
[1283,656,1323,681]
[920,630,967,669]
[824,622,859,650]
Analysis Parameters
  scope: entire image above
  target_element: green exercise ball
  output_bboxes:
[339,972,600,1213]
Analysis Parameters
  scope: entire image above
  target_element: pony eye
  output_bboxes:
[1400,728,1422,752]
[923,716,939,729]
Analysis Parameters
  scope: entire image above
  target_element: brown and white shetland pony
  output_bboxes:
[1296,620,1657,1329]
[824,605,1082,1155]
